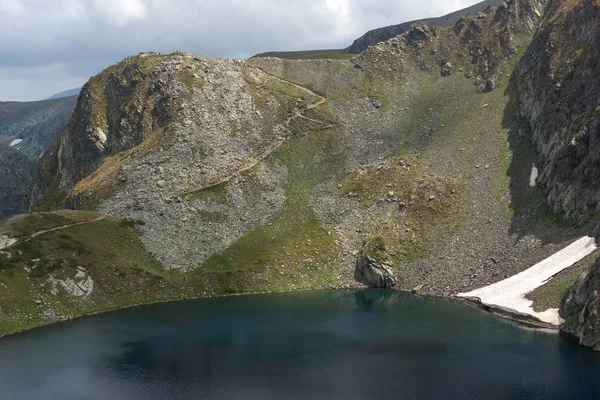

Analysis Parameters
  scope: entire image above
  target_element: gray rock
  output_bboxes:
[560,257,600,350]
[441,62,453,77]
[515,0,600,225]
[412,284,425,294]
[354,237,398,288]
[404,25,430,48]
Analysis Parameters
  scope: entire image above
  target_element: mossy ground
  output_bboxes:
[526,251,599,312]
[1,210,321,337]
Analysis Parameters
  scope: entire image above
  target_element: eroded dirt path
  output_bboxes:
[29,216,107,238]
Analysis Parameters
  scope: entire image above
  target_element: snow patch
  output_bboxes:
[529,164,539,187]
[458,236,598,325]
[0,235,16,250]
[9,139,23,147]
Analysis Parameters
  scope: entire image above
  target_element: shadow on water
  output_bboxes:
[353,288,398,310]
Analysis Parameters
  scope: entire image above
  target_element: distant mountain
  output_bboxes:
[0,96,77,157]
[0,96,77,218]
[251,0,505,59]
[0,144,36,219]
[345,0,505,54]
[46,87,81,100]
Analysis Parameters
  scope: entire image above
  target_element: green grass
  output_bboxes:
[370,236,387,252]
[0,216,183,337]
[262,78,320,103]
[527,254,597,311]
[563,313,581,330]
[200,127,342,281]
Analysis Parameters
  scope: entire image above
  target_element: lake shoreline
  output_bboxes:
[0,283,560,340]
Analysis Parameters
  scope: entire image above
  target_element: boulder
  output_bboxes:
[441,62,453,77]
[404,25,430,48]
[354,237,398,288]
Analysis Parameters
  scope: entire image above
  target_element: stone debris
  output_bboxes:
[0,235,16,250]
[48,267,94,298]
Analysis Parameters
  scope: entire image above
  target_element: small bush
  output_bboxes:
[370,236,387,251]
[29,259,65,279]
[0,254,16,270]
[13,240,43,260]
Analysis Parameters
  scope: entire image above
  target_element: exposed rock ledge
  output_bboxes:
[458,236,597,326]
[0,235,16,250]
[354,237,398,288]
[560,256,600,350]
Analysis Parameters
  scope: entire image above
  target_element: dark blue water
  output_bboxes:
[1,290,599,400]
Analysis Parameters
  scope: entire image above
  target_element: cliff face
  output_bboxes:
[516,0,600,224]
[560,257,600,350]
[0,96,76,218]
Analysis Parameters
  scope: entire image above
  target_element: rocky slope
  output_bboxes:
[1,0,598,339]
[0,96,77,219]
[252,0,505,59]
[345,0,506,54]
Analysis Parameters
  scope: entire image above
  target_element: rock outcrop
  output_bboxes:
[516,0,600,224]
[560,257,600,350]
[345,0,505,54]
[354,237,398,288]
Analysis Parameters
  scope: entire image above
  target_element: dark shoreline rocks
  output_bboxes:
[560,256,600,351]
[354,237,398,288]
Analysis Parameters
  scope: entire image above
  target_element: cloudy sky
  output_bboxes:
[0,0,482,101]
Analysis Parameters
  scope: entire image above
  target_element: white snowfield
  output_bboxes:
[9,138,23,147]
[458,236,598,326]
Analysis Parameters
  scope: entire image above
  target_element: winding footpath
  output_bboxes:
[458,236,598,325]
[176,72,333,198]
[0,216,107,251]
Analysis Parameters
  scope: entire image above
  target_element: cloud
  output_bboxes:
[0,0,482,101]
[92,0,148,26]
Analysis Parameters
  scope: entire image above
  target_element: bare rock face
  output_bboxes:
[516,0,600,224]
[560,257,600,350]
[354,237,398,288]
